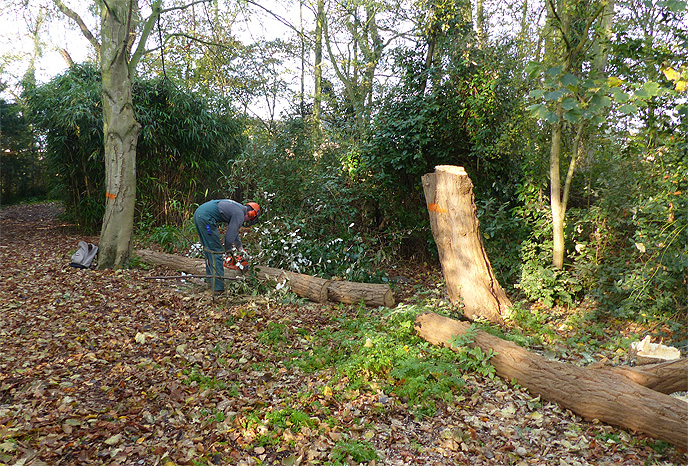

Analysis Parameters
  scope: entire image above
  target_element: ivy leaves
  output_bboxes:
[524,63,669,126]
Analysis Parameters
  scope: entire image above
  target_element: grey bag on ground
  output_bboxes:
[70,241,98,269]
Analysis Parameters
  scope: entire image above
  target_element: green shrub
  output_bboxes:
[563,131,687,320]
[251,215,386,282]
[516,242,583,307]
[26,64,244,231]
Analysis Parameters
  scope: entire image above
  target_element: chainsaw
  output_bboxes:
[224,254,249,271]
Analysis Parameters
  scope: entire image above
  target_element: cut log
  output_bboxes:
[610,359,688,395]
[134,249,394,307]
[327,280,395,308]
[135,248,207,275]
[422,166,511,324]
[254,265,330,303]
[414,311,688,449]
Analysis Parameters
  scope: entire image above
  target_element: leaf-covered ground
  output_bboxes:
[1,203,686,466]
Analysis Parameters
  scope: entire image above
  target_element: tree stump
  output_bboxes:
[421,166,511,323]
[415,311,688,449]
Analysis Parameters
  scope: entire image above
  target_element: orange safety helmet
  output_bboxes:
[244,202,261,226]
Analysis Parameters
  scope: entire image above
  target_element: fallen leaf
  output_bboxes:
[104,433,122,445]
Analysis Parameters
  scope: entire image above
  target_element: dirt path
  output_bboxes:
[1,203,686,466]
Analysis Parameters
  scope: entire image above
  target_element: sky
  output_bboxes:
[1,0,96,100]
[0,0,300,107]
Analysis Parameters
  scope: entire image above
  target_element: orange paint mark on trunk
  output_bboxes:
[428,203,447,213]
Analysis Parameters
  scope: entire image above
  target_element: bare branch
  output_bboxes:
[59,48,74,67]
[129,0,162,70]
[165,32,230,48]
[129,0,214,72]
[241,0,310,44]
[160,0,210,14]
[51,0,100,54]
[571,3,606,58]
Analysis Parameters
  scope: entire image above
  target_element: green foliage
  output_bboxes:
[182,365,227,390]
[448,328,497,378]
[25,64,104,230]
[286,303,493,416]
[137,212,200,256]
[228,116,359,232]
[329,440,378,465]
[388,358,466,408]
[0,99,48,203]
[566,130,688,319]
[505,302,558,347]
[359,42,526,239]
[516,238,583,308]
[251,215,386,282]
[264,407,314,433]
[257,322,288,347]
[227,115,393,280]
[505,96,687,322]
[146,225,181,254]
[476,196,527,288]
[25,63,244,231]
[135,79,245,226]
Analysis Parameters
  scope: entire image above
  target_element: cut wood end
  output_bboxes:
[632,336,682,365]
[435,165,467,176]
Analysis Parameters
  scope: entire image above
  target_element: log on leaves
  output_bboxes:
[254,265,330,303]
[135,248,206,275]
[327,280,395,308]
[134,249,394,307]
[415,311,688,449]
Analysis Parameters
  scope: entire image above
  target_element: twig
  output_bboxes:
[144,275,243,280]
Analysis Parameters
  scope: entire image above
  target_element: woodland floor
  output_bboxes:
[1,202,686,466]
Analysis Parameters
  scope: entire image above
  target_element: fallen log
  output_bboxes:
[254,265,330,303]
[415,311,688,449]
[327,280,395,308]
[610,359,688,394]
[135,249,208,276]
[134,249,394,307]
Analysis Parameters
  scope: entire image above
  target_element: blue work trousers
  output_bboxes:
[193,204,225,292]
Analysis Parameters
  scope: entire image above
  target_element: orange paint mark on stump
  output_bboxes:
[106,192,117,200]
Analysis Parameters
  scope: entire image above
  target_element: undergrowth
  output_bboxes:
[262,301,496,418]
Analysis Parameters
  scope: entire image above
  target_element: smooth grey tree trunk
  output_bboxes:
[98,0,140,269]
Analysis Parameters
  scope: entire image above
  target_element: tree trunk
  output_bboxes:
[475,0,486,49]
[134,249,394,307]
[313,0,324,124]
[421,166,511,324]
[415,311,688,449]
[550,115,566,270]
[98,0,140,269]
